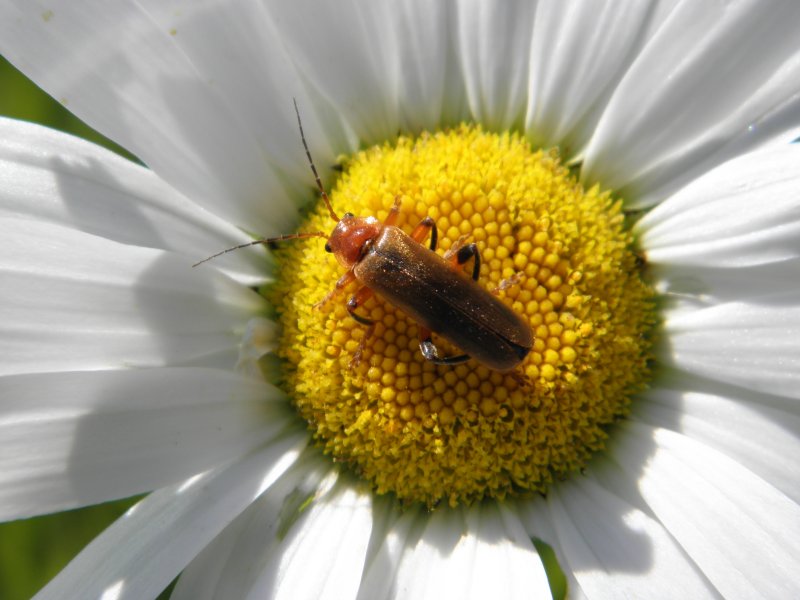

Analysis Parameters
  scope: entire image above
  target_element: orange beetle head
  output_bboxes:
[325,213,381,269]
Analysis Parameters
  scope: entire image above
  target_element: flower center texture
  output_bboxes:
[268,125,655,507]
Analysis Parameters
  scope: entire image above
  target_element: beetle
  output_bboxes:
[195,100,533,372]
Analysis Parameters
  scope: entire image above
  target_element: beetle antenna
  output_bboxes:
[192,231,327,268]
[293,98,340,223]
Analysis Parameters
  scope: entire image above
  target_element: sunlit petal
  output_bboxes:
[633,384,800,503]
[526,0,677,154]
[34,432,308,600]
[0,218,266,375]
[638,144,800,269]
[613,422,800,599]
[0,117,268,284]
[0,368,289,520]
[664,293,800,399]
[548,475,716,599]
[0,1,321,234]
[584,0,800,206]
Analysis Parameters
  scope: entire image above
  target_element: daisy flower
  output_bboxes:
[2,1,800,598]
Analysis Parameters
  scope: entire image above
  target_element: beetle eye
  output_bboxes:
[324,242,332,253]
[343,212,354,219]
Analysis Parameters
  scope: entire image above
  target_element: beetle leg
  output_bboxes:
[417,326,471,365]
[410,217,438,251]
[454,243,481,281]
[350,322,375,368]
[383,195,402,227]
[442,235,466,261]
[346,286,375,325]
[491,272,524,295]
[314,269,357,310]
[347,286,376,368]
[442,238,480,281]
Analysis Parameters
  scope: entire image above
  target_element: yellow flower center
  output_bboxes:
[268,125,654,507]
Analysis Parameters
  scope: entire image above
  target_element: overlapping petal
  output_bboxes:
[0,1,334,234]
[632,384,800,503]
[0,368,289,520]
[367,503,551,600]
[177,465,374,600]
[456,0,536,131]
[637,144,800,270]
[170,455,331,599]
[583,0,800,206]
[547,475,717,599]
[0,117,268,284]
[34,432,308,600]
[392,0,456,132]
[0,217,267,375]
[266,0,453,142]
[612,423,800,599]
[663,293,800,400]
[525,0,678,154]
[251,475,373,599]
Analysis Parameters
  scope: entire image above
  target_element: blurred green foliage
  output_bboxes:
[0,501,139,599]
[0,55,144,600]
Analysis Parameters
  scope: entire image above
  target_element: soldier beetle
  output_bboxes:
[195,101,533,372]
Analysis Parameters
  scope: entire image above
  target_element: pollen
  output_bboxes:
[268,125,655,508]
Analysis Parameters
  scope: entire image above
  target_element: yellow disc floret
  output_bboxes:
[268,125,654,507]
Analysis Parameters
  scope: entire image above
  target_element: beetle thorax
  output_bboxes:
[328,215,381,268]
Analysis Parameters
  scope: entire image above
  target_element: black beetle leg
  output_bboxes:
[347,286,376,367]
[411,217,438,251]
[417,325,470,365]
[454,242,481,281]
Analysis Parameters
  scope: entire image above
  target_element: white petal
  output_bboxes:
[0,1,317,234]
[355,499,419,600]
[647,260,800,307]
[476,503,553,599]
[175,458,373,600]
[526,0,678,153]
[236,317,280,379]
[613,422,800,599]
[266,0,473,141]
[514,496,587,600]
[131,1,348,182]
[637,144,800,267]
[169,501,249,600]
[0,218,267,375]
[171,452,331,600]
[634,385,800,503]
[583,1,800,206]
[0,117,268,284]
[663,293,800,399]
[390,504,551,600]
[254,474,373,600]
[548,475,717,599]
[393,0,458,131]
[33,432,308,600]
[265,0,402,145]
[0,367,290,520]
[456,0,536,130]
